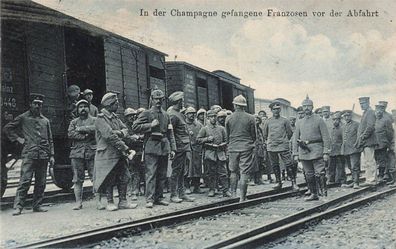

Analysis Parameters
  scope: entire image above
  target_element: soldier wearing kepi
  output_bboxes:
[293,96,330,201]
[94,93,137,211]
[68,99,96,210]
[123,108,145,200]
[226,95,256,202]
[132,90,176,208]
[168,91,194,203]
[341,110,362,189]
[263,101,298,191]
[374,103,394,183]
[82,89,99,117]
[355,97,377,186]
[185,107,203,193]
[328,112,347,186]
[197,110,231,197]
[3,93,55,215]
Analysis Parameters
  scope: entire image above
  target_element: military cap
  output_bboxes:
[378,101,388,107]
[30,93,44,103]
[197,108,206,116]
[358,97,370,103]
[258,110,267,115]
[269,101,281,110]
[322,106,330,111]
[314,108,322,114]
[301,96,313,106]
[232,95,247,106]
[101,92,118,106]
[375,104,384,110]
[217,110,227,117]
[136,107,146,114]
[376,102,386,109]
[296,106,304,112]
[124,108,137,116]
[226,110,232,115]
[67,85,81,98]
[83,89,93,95]
[342,110,353,115]
[151,89,164,99]
[332,112,342,119]
[206,110,217,117]
[210,105,222,111]
[185,106,197,114]
[75,99,89,108]
[168,91,184,103]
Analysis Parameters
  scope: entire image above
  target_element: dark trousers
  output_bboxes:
[344,153,361,184]
[170,151,187,198]
[328,155,346,184]
[268,150,293,179]
[145,154,168,203]
[14,159,48,209]
[128,155,145,195]
[102,159,130,202]
[375,148,388,178]
[205,159,229,192]
[300,159,326,178]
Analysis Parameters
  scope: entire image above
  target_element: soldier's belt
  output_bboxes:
[304,139,323,144]
[150,132,164,140]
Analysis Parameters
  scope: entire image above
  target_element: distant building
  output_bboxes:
[255,97,297,118]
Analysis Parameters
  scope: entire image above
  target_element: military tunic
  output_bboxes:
[328,125,345,183]
[341,120,362,184]
[374,115,394,174]
[3,110,54,209]
[89,103,99,117]
[186,120,203,177]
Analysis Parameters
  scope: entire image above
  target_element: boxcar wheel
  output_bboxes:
[49,165,73,190]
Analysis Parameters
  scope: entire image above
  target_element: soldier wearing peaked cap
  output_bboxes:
[4,93,55,215]
[292,96,330,201]
[94,92,137,211]
[356,96,378,186]
[67,99,96,210]
[341,110,362,189]
[132,89,176,208]
[263,101,298,191]
[167,91,195,203]
[184,107,204,193]
[374,104,395,184]
[226,95,257,202]
[82,89,99,117]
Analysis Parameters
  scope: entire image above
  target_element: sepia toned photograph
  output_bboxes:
[1,0,395,248]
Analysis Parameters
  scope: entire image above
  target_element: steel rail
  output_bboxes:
[213,186,396,249]
[16,181,355,248]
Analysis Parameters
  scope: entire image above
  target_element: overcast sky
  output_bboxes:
[34,0,396,114]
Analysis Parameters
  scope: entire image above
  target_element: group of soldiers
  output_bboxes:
[3,86,395,215]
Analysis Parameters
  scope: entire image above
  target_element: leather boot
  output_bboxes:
[118,184,138,209]
[272,167,282,190]
[106,186,118,211]
[320,175,327,197]
[254,173,264,185]
[239,174,248,202]
[73,182,83,210]
[378,168,385,183]
[230,172,238,197]
[316,176,323,196]
[387,171,396,185]
[305,176,319,201]
[287,167,299,191]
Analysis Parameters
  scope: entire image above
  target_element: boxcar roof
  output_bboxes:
[1,0,167,56]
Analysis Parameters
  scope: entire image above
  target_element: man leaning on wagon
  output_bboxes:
[132,89,176,208]
[94,92,137,211]
[4,93,55,216]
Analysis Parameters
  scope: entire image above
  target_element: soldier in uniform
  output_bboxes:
[4,93,55,215]
[66,85,81,122]
[217,110,227,127]
[197,108,206,126]
[374,103,394,183]
[225,95,256,202]
[378,101,395,184]
[67,99,96,210]
[355,97,377,186]
[82,89,99,117]
[322,106,333,134]
[211,105,222,114]
[297,106,305,120]
[251,114,265,185]
[94,93,137,211]
[197,110,232,197]
[132,90,176,208]
[167,91,195,203]
[328,112,346,186]
[258,110,273,182]
[123,108,145,200]
[185,107,203,193]
[292,97,330,201]
[263,101,298,190]
[341,110,362,189]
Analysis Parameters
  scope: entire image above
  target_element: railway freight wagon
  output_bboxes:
[1,0,167,191]
[166,62,255,113]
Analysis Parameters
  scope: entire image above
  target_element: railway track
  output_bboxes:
[14,180,376,249]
